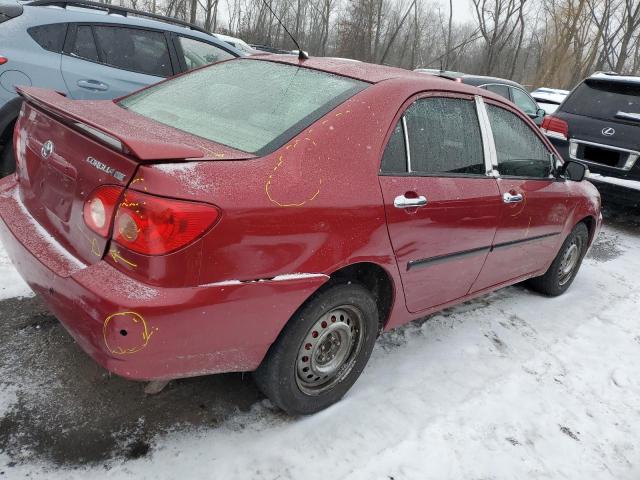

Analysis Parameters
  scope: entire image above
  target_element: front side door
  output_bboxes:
[378,94,503,313]
[471,101,570,292]
[61,24,173,99]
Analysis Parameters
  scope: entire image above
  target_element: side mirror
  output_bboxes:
[559,159,588,182]
[536,108,546,118]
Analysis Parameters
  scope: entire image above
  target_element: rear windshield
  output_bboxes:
[561,79,640,121]
[119,59,368,155]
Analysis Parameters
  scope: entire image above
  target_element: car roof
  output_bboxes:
[18,0,243,51]
[414,69,527,89]
[254,55,468,85]
[458,74,524,89]
[588,72,640,85]
[243,56,515,107]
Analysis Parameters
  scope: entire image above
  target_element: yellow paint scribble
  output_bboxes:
[130,177,148,192]
[103,311,156,355]
[265,144,322,207]
[109,248,137,268]
[77,225,101,257]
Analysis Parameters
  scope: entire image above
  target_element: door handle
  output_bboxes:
[503,192,523,203]
[77,79,109,91]
[394,194,428,208]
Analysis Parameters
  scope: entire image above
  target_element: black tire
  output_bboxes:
[0,142,16,178]
[254,283,379,415]
[526,222,589,296]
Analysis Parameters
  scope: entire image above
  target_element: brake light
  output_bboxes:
[0,57,7,65]
[112,190,220,255]
[541,115,569,140]
[83,186,123,237]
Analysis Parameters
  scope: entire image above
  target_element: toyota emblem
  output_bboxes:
[601,127,615,137]
[41,140,54,159]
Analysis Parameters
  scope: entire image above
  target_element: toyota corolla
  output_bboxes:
[0,56,601,414]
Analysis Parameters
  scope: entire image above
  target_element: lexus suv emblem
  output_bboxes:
[601,127,615,137]
[41,140,54,159]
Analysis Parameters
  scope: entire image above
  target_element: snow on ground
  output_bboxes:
[0,243,32,301]
[1,224,640,479]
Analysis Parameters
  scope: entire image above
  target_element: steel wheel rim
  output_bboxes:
[558,237,583,285]
[296,305,365,396]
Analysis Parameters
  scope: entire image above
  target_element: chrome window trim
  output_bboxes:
[402,115,412,173]
[569,138,639,171]
[474,95,498,175]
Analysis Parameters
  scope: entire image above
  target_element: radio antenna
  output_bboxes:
[260,0,308,60]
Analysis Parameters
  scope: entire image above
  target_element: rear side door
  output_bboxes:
[378,93,503,313]
[60,24,175,99]
[471,100,569,292]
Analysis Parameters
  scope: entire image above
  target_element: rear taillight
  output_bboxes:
[112,190,220,255]
[83,186,123,237]
[541,115,569,140]
[0,57,7,65]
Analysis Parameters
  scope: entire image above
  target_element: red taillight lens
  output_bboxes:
[0,57,7,66]
[83,186,123,237]
[112,190,220,255]
[541,115,569,140]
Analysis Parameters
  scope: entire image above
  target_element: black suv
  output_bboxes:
[541,72,640,193]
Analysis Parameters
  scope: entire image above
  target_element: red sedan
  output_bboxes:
[0,56,601,414]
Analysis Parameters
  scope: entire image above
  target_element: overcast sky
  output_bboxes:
[450,0,475,23]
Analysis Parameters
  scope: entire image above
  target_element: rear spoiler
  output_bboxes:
[16,87,251,161]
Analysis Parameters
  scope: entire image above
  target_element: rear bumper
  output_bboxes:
[0,180,328,381]
[548,135,640,189]
[587,173,640,192]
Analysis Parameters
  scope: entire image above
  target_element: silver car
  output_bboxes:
[0,0,244,175]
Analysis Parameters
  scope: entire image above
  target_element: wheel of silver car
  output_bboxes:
[295,305,365,395]
[253,283,379,415]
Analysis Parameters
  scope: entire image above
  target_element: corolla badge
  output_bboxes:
[41,140,54,159]
[601,127,615,136]
[86,156,126,182]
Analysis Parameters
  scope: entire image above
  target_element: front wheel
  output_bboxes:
[254,283,379,415]
[526,222,589,296]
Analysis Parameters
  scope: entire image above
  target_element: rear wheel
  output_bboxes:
[527,222,589,296]
[254,283,379,415]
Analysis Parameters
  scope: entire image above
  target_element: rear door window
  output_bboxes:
[178,36,235,70]
[28,23,67,53]
[561,79,640,122]
[483,84,510,100]
[380,121,407,173]
[70,25,98,62]
[92,26,172,77]
[510,87,538,116]
[403,97,485,175]
[487,104,552,178]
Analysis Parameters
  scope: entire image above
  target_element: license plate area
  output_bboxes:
[40,157,77,222]
[580,145,622,167]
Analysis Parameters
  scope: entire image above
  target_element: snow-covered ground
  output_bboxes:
[1,223,639,479]
[0,245,32,301]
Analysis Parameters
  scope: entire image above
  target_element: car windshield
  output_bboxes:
[119,59,368,155]
[561,79,640,122]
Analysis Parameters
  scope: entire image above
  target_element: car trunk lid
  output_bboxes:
[14,87,253,267]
